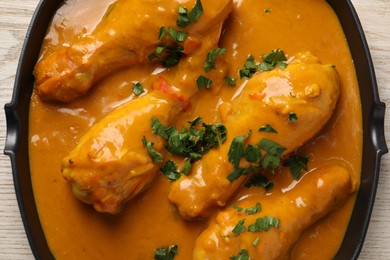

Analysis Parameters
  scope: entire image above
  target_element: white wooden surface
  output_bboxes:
[0,0,388,259]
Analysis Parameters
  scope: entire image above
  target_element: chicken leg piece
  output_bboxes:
[61,90,185,214]
[168,52,340,219]
[34,0,233,102]
[193,165,354,259]
[61,21,229,214]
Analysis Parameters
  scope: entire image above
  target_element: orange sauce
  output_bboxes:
[29,0,362,259]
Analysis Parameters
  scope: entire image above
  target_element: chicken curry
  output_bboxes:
[29,0,362,259]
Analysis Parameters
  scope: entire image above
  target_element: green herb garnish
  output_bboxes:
[196,75,213,89]
[142,136,163,163]
[244,174,274,190]
[160,160,181,181]
[239,55,258,79]
[284,155,309,179]
[148,46,184,67]
[239,50,288,79]
[177,0,203,27]
[152,117,226,179]
[244,202,261,215]
[259,49,287,71]
[247,216,280,232]
[258,124,277,133]
[288,112,298,122]
[132,82,145,96]
[228,131,251,168]
[232,219,246,234]
[225,76,237,87]
[230,249,250,260]
[204,48,227,72]
[154,244,178,260]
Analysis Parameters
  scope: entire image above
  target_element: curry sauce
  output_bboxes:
[29,0,362,259]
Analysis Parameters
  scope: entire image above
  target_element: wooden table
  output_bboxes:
[0,0,389,259]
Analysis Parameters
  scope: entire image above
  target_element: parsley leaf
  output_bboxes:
[151,117,170,139]
[258,124,277,133]
[228,131,251,168]
[152,117,226,178]
[232,203,261,215]
[166,26,188,42]
[230,249,250,260]
[225,76,237,87]
[154,244,178,260]
[247,216,280,232]
[244,202,261,215]
[177,0,203,27]
[239,55,258,79]
[244,144,262,163]
[283,155,309,179]
[148,46,184,67]
[257,138,286,173]
[142,136,163,163]
[204,48,227,72]
[227,167,246,182]
[196,75,213,89]
[239,50,288,79]
[232,204,244,212]
[232,219,246,234]
[160,160,181,181]
[132,82,144,96]
[244,174,274,190]
[288,112,298,122]
[260,49,287,71]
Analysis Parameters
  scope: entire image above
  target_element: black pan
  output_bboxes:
[4,0,387,259]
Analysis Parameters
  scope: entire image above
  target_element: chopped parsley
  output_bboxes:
[288,112,298,122]
[264,9,272,14]
[252,237,260,247]
[142,136,163,163]
[160,160,181,181]
[248,216,280,232]
[154,244,178,260]
[243,144,262,163]
[257,138,286,173]
[204,48,227,72]
[177,0,203,27]
[196,75,213,89]
[228,131,251,168]
[148,25,188,67]
[227,132,286,182]
[226,125,308,185]
[232,204,244,212]
[232,203,261,215]
[239,55,258,79]
[151,117,226,180]
[283,155,309,179]
[244,203,261,215]
[148,45,184,67]
[244,174,274,190]
[132,82,144,96]
[239,49,288,79]
[260,49,287,71]
[225,76,237,87]
[230,249,250,260]
[258,124,277,133]
[232,219,246,234]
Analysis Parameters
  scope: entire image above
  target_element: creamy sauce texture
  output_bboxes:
[29,0,362,259]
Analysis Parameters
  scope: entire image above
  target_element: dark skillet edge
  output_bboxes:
[327,0,388,259]
[3,0,388,259]
[3,0,62,259]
